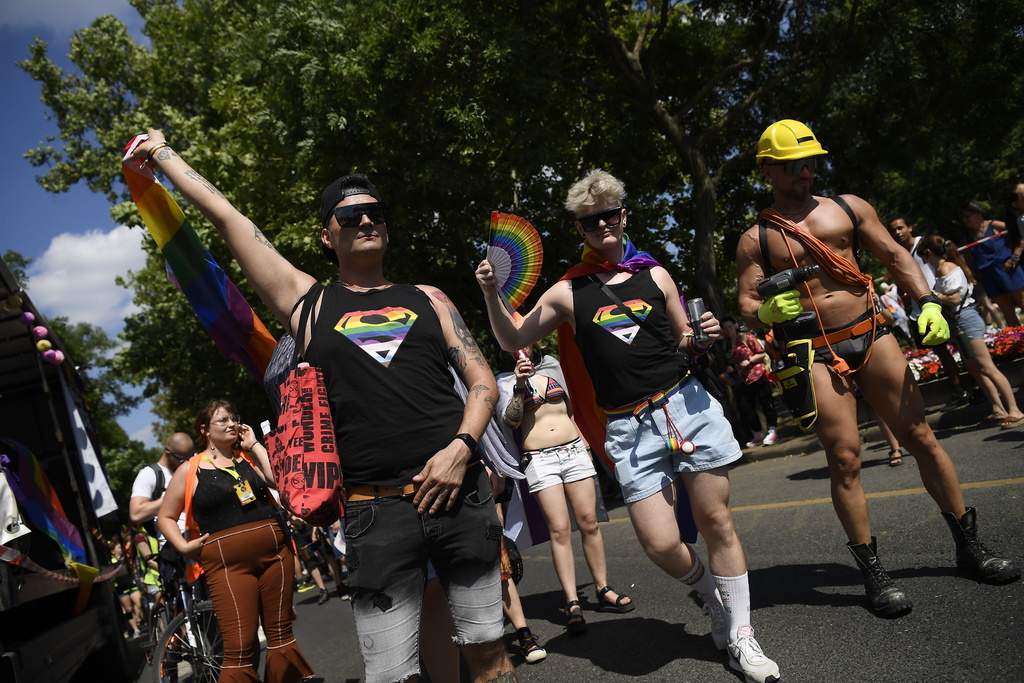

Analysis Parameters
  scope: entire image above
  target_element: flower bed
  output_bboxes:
[904,326,1024,382]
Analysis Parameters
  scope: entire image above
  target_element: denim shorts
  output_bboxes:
[605,376,742,504]
[344,463,504,683]
[522,437,597,494]
[958,304,987,340]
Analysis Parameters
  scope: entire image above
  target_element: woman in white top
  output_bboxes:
[917,236,1024,428]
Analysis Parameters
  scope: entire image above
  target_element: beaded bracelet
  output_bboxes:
[147,142,171,163]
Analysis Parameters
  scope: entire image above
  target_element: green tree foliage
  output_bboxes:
[3,250,33,287]
[18,0,1022,425]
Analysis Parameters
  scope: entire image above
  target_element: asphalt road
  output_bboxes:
[282,415,1024,683]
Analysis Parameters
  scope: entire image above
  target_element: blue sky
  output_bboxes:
[1,1,158,447]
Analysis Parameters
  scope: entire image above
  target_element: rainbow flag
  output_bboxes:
[122,136,277,379]
[0,438,86,565]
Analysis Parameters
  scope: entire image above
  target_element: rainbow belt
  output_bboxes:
[605,372,693,421]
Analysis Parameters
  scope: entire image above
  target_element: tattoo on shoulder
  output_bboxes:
[429,289,451,304]
[183,169,225,198]
[251,223,279,253]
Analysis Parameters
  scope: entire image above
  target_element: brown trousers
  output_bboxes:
[200,519,313,683]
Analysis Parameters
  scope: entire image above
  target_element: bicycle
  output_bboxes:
[153,598,222,683]
[151,559,224,683]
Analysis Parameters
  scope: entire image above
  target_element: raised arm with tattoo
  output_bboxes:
[131,130,314,329]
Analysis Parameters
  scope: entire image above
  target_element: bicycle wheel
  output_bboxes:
[154,600,223,683]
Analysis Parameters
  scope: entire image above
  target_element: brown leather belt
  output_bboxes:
[811,313,885,349]
[345,482,420,502]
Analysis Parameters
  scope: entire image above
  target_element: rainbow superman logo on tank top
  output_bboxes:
[333,307,418,367]
[593,299,651,344]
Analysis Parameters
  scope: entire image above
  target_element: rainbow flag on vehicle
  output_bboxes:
[0,438,86,565]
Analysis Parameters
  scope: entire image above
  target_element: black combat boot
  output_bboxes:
[942,507,1020,583]
[847,537,913,617]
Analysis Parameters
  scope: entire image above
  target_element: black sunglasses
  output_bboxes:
[765,157,818,175]
[328,202,390,228]
[577,206,623,232]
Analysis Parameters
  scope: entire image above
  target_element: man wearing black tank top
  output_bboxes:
[736,119,1018,620]
[131,130,515,683]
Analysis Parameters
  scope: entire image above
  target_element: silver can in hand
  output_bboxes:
[686,298,708,341]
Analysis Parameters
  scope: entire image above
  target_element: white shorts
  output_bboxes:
[522,437,596,494]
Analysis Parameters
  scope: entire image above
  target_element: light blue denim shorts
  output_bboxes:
[958,304,987,341]
[604,375,742,504]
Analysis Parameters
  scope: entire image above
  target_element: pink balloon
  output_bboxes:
[32,326,49,341]
[19,311,35,325]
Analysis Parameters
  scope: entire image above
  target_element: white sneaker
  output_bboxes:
[728,626,781,683]
[745,432,764,448]
[702,599,728,651]
[762,427,777,446]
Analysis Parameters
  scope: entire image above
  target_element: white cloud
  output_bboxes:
[28,225,147,334]
[129,419,159,449]
[0,0,140,37]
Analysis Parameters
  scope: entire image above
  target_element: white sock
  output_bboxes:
[676,550,719,602]
[714,572,751,642]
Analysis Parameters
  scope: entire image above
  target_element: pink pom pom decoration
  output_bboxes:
[42,349,65,365]
[32,326,49,341]
[20,311,35,325]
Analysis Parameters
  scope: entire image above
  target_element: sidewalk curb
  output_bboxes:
[733,357,1024,465]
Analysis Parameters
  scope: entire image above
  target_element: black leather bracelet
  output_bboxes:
[918,293,940,307]
[453,433,478,454]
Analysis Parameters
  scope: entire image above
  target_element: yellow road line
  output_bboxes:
[731,477,1024,513]
[520,478,1024,556]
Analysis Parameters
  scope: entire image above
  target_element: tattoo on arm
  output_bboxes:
[251,223,279,253]
[470,383,496,408]
[503,391,524,428]
[448,306,489,370]
[470,384,496,415]
[448,346,467,373]
[485,671,519,683]
[183,169,225,198]
[154,147,176,163]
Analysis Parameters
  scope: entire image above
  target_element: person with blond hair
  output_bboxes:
[478,169,779,683]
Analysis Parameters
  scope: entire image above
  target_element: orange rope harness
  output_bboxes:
[759,208,878,376]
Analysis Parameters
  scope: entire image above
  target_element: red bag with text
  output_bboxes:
[266,363,344,526]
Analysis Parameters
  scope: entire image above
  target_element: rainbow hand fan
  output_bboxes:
[486,211,543,311]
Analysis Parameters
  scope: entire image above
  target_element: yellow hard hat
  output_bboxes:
[756,119,828,163]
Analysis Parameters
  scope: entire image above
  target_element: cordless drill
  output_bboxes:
[755,265,820,298]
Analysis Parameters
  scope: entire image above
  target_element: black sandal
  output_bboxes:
[596,585,635,613]
[565,600,587,634]
[888,448,904,467]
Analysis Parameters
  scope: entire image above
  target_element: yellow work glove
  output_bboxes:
[918,301,950,345]
[757,289,803,324]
